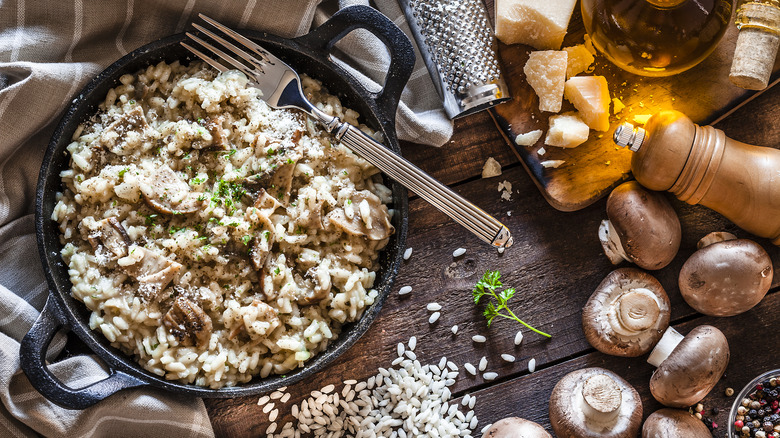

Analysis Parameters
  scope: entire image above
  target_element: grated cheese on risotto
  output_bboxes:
[51,61,394,388]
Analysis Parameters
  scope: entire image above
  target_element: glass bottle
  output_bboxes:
[730,0,780,89]
[581,0,735,77]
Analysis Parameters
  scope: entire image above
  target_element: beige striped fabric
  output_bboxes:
[0,0,452,436]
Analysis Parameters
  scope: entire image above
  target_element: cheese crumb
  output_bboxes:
[612,97,626,115]
[564,44,595,78]
[633,114,652,124]
[481,157,502,178]
[541,160,566,168]
[545,112,590,148]
[498,180,513,201]
[515,129,543,146]
[583,34,597,55]
[495,0,578,50]
[524,51,568,113]
[537,146,546,156]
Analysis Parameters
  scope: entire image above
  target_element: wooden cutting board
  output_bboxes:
[488,3,780,212]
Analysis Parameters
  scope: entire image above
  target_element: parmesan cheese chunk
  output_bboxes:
[514,129,543,146]
[495,0,578,50]
[564,44,596,78]
[564,76,611,132]
[524,51,568,113]
[612,97,626,115]
[545,112,590,148]
[482,157,502,178]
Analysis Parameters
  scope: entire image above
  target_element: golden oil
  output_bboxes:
[581,0,734,76]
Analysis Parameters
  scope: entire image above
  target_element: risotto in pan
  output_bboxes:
[51,61,394,388]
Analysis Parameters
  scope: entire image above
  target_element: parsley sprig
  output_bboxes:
[472,270,550,338]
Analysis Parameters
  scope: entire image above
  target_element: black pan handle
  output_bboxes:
[294,5,415,135]
[20,296,147,409]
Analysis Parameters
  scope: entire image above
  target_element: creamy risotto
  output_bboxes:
[51,61,394,388]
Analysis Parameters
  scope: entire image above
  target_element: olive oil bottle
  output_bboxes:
[581,0,735,76]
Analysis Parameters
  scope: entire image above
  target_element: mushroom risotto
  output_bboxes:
[51,61,395,388]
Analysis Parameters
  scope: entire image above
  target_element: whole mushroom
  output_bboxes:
[482,417,551,438]
[642,408,712,438]
[582,268,671,357]
[647,325,729,408]
[549,367,642,438]
[599,181,681,270]
[679,232,773,317]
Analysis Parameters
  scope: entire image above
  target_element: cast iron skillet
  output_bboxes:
[20,5,412,409]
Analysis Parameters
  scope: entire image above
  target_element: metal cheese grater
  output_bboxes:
[398,0,511,119]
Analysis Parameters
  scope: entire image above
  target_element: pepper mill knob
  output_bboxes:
[614,110,780,245]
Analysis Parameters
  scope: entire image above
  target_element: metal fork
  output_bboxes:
[182,14,513,248]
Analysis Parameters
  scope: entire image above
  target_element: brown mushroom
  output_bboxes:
[326,191,394,241]
[99,105,150,155]
[549,367,643,438]
[599,181,681,270]
[203,115,229,150]
[647,325,729,408]
[87,217,131,261]
[641,408,711,438]
[482,417,551,438]
[245,160,297,206]
[582,268,671,357]
[297,260,332,305]
[163,296,212,348]
[679,232,773,317]
[140,165,204,215]
[120,246,182,300]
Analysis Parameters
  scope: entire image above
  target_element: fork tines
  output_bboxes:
[182,14,273,77]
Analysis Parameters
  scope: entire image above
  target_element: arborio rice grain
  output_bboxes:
[52,61,394,388]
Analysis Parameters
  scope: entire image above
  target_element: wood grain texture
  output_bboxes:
[488,1,780,212]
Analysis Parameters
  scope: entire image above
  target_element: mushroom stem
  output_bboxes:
[579,374,623,425]
[647,327,684,367]
[599,220,629,265]
[697,231,737,249]
[609,288,662,335]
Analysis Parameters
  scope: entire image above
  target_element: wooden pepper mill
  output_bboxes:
[614,110,780,245]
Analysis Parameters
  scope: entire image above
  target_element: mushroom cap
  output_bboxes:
[549,367,642,438]
[482,417,551,438]
[641,408,711,438]
[582,268,671,357]
[649,325,729,408]
[604,181,681,270]
[679,238,773,317]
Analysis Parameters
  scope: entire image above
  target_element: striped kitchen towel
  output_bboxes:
[0,0,451,437]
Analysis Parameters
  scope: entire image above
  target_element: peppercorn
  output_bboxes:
[713,407,720,415]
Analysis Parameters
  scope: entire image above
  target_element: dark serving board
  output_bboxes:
[488,2,780,212]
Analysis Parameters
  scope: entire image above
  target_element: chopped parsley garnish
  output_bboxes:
[472,270,550,338]
[118,168,128,178]
[241,235,252,246]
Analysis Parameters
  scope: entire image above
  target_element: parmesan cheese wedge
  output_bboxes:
[524,51,568,113]
[495,0,578,50]
[564,76,611,132]
[564,44,595,78]
[545,112,590,148]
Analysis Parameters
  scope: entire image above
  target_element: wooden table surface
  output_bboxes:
[203,61,780,436]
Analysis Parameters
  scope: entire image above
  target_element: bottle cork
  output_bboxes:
[730,2,780,90]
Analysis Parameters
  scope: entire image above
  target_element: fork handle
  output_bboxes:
[334,123,513,248]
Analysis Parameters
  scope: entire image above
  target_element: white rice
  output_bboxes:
[398,286,412,295]
[482,372,498,381]
[452,248,467,257]
[266,337,481,437]
[53,61,394,388]
[464,363,477,376]
[514,330,524,345]
[407,336,416,351]
[428,312,441,324]
[478,357,487,372]
[403,247,413,260]
[426,302,442,311]
[528,358,537,373]
[501,354,515,363]
[471,335,486,343]
[451,325,458,335]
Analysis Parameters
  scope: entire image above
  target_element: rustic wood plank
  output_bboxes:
[206,163,780,436]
